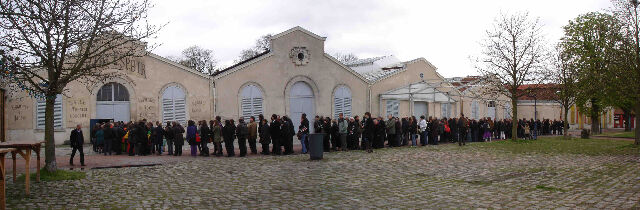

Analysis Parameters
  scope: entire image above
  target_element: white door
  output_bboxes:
[487,101,496,120]
[414,101,428,118]
[290,82,315,133]
[96,83,130,122]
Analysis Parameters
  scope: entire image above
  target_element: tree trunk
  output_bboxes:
[44,95,57,172]
[563,105,570,139]
[623,109,631,132]
[511,97,518,140]
[590,98,600,135]
[635,103,640,145]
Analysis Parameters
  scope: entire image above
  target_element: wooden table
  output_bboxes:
[0,141,44,196]
[0,148,16,210]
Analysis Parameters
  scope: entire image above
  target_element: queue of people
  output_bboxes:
[75,113,567,162]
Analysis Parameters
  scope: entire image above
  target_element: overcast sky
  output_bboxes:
[147,0,612,78]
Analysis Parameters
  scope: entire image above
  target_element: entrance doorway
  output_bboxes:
[96,82,130,122]
[290,81,315,133]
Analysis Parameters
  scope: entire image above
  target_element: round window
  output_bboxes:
[297,53,305,61]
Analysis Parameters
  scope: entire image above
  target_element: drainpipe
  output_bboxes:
[367,84,372,113]
[211,77,216,118]
[379,94,383,117]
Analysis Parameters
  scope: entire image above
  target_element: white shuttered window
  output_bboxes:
[386,100,399,117]
[162,85,187,125]
[241,85,263,122]
[441,103,450,119]
[36,94,63,129]
[333,86,352,118]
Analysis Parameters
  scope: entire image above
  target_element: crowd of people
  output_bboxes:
[67,112,566,164]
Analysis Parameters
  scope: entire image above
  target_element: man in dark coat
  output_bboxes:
[172,122,185,156]
[223,120,236,157]
[69,124,85,166]
[199,121,210,156]
[236,118,249,157]
[458,115,468,146]
[154,122,165,155]
[282,116,295,155]
[103,123,115,155]
[114,123,125,155]
[270,115,282,155]
[362,112,374,153]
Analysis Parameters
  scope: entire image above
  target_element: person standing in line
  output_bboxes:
[322,117,332,152]
[386,115,396,148]
[222,120,236,157]
[173,121,185,156]
[270,115,282,155]
[259,118,271,155]
[362,112,374,153]
[313,115,322,134]
[419,116,428,146]
[409,116,417,146]
[282,116,295,155]
[236,118,249,157]
[103,123,115,155]
[69,124,85,166]
[330,119,339,151]
[186,120,198,156]
[458,115,468,146]
[199,120,211,156]
[153,121,164,155]
[211,119,223,156]
[354,116,363,150]
[338,113,348,151]
[247,116,258,155]
[164,122,174,155]
[299,114,310,154]
[347,117,356,150]
[430,118,439,145]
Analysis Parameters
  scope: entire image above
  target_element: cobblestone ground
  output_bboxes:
[5,143,640,209]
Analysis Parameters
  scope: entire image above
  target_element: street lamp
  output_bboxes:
[527,89,538,140]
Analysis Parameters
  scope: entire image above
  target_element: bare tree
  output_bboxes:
[171,45,218,75]
[0,0,160,172]
[475,11,549,140]
[333,52,359,64]
[235,34,272,63]
[611,0,640,145]
[551,49,578,139]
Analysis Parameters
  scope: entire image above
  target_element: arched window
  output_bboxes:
[333,85,352,118]
[241,84,263,121]
[96,82,130,122]
[162,85,187,125]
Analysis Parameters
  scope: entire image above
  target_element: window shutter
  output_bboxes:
[37,95,63,129]
[334,98,343,119]
[343,98,351,117]
[162,98,174,123]
[472,101,479,120]
[174,98,187,125]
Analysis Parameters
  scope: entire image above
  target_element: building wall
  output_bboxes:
[213,29,369,120]
[369,59,443,117]
[4,54,213,144]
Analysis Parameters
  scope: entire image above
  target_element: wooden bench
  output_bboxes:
[0,141,45,197]
[0,148,16,210]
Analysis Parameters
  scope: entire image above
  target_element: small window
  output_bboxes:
[386,100,399,117]
[487,101,496,107]
[36,94,63,129]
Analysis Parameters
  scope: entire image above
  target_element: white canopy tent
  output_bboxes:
[380,81,457,103]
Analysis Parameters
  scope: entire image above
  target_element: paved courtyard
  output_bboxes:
[5,141,640,209]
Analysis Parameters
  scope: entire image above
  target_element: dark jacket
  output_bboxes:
[301,118,310,134]
[363,117,374,139]
[70,129,84,148]
[153,126,164,144]
[236,122,248,139]
[222,124,236,142]
[186,125,197,145]
[173,125,185,146]
[270,120,281,140]
[259,122,271,144]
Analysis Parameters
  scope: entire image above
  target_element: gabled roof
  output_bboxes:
[147,53,210,79]
[212,50,270,77]
[346,55,405,82]
[516,84,560,101]
[270,26,327,41]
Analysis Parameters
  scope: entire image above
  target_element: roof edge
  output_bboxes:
[271,26,327,41]
[147,53,211,79]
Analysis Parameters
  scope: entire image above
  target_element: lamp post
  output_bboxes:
[532,94,538,140]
